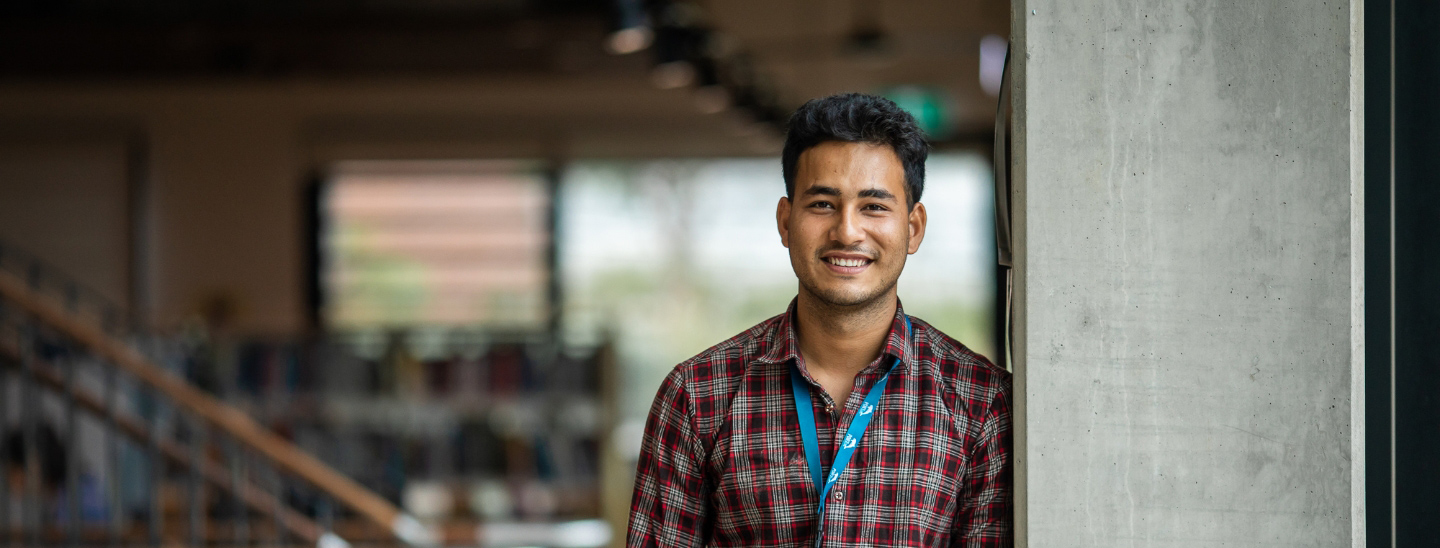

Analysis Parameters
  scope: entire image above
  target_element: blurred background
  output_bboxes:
[0,0,1007,545]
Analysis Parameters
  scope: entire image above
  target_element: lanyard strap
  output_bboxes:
[789,315,910,523]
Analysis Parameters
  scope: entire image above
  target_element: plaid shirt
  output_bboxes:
[627,299,1013,547]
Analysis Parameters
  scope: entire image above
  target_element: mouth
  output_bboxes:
[821,254,874,274]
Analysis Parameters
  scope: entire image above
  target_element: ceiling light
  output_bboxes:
[649,26,701,89]
[607,27,653,55]
[606,0,652,54]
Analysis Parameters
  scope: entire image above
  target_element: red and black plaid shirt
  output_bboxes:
[627,299,1012,547]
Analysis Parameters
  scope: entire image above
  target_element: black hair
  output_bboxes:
[782,93,930,209]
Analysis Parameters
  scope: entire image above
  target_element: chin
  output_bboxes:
[805,282,892,308]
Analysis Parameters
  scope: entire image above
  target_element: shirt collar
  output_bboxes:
[753,297,915,373]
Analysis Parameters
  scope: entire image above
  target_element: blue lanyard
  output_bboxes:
[789,315,910,539]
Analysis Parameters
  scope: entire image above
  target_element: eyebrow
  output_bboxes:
[859,188,898,202]
[802,185,841,197]
[800,185,899,202]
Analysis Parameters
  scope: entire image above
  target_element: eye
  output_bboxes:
[808,201,834,209]
[863,203,889,212]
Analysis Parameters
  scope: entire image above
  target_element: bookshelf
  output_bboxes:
[182,326,616,537]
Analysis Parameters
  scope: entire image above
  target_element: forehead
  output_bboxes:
[793,141,905,194]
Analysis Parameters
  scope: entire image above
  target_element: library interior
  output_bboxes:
[6,0,1432,545]
[0,0,1008,546]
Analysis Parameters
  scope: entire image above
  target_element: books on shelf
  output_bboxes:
[177,326,613,521]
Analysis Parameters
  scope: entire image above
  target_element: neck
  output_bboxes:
[794,287,898,379]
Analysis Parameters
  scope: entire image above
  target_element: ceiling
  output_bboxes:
[707,0,1009,138]
[0,0,1009,149]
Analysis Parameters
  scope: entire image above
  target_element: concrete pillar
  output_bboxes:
[1009,1,1364,546]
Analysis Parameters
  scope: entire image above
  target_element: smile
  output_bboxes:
[822,255,873,274]
[824,257,871,267]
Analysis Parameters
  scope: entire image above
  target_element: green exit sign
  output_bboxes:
[881,86,952,139]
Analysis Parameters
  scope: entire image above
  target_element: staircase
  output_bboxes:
[0,243,435,547]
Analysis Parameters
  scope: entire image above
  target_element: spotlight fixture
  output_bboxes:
[623,0,795,131]
[649,25,700,89]
[606,0,652,55]
[608,27,653,55]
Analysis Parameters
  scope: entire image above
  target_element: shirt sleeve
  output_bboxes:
[626,367,711,547]
[952,378,1014,547]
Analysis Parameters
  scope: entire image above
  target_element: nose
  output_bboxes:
[830,207,865,247]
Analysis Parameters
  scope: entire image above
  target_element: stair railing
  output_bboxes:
[0,242,436,547]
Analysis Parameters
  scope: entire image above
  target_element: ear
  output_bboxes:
[907,202,927,254]
[777,196,792,248]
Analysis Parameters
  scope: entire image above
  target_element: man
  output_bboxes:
[627,93,1012,547]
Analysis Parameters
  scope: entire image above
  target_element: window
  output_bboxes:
[321,161,550,331]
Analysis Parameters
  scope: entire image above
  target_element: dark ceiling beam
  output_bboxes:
[0,6,619,80]
[0,0,602,22]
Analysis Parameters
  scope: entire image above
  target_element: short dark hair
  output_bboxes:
[782,93,929,209]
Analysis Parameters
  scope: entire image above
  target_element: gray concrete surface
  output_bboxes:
[1009,1,1364,545]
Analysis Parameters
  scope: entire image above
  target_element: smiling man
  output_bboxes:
[627,93,1013,547]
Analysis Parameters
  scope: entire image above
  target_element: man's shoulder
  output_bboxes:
[908,316,1012,407]
[656,312,785,438]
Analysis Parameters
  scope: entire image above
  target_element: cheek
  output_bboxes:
[789,220,824,251]
[784,229,813,264]
[870,222,910,256]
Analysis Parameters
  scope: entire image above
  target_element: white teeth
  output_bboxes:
[827,257,868,267]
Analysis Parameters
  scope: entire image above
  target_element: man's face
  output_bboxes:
[777,141,927,308]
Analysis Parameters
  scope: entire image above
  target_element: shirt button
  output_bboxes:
[833,491,843,500]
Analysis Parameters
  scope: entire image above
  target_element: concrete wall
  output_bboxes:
[1010,1,1363,546]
